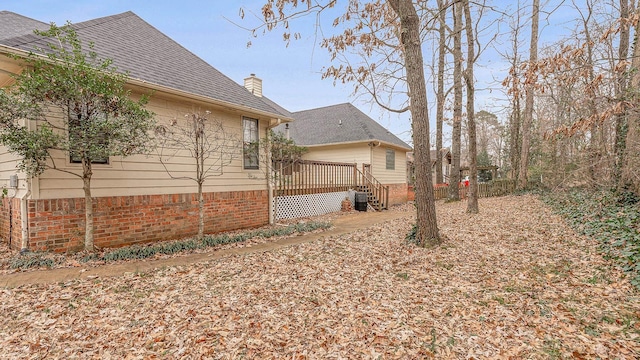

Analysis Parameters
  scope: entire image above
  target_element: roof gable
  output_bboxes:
[0,11,290,119]
[278,103,411,150]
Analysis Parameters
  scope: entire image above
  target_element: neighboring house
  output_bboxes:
[0,11,293,252]
[275,103,412,208]
[432,148,452,184]
[407,148,452,185]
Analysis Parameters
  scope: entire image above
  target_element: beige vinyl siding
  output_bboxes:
[302,144,371,166]
[0,147,26,192]
[370,146,407,184]
[35,91,271,199]
[303,143,408,185]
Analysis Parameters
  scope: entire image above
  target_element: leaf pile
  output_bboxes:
[0,195,638,358]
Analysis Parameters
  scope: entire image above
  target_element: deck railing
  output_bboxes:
[273,160,389,210]
[273,160,357,196]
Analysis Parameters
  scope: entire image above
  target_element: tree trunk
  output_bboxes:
[449,0,463,201]
[388,0,440,246]
[463,0,478,213]
[622,7,640,194]
[581,0,601,186]
[518,0,539,190]
[198,181,204,240]
[509,101,521,181]
[82,160,94,251]
[614,0,630,189]
[435,0,447,185]
[196,115,205,240]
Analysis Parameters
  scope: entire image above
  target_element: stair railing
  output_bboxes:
[354,168,389,211]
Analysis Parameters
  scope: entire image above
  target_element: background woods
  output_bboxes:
[244,0,640,201]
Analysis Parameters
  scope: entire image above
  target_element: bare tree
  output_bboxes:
[435,0,449,185]
[518,0,540,190]
[246,0,441,245]
[388,0,440,245]
[463,0,479,213]
[622,4,640,194]
[448,0,463,201]
[614,0,631,189]
[155,111,240,240]
[498,3,525,182]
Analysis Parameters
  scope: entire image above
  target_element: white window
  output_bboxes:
[386,148,395,170]
[243,117,259,169]
[68,109,109,164]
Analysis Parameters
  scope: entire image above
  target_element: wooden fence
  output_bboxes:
[431,180,517,200]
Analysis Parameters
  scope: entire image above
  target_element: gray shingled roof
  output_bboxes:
[0,11,49,40]
[0,11,290,119]
[276,103,411,150]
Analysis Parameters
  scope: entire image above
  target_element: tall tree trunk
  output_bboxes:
[449,0,463,201]
[509,100,521,181]
[463,0,478,213]
[435,0,447,185]
[518,0,540,189]
[623,6,640,194]
[388,0,440,246]
[580,0,601,185]
[82,160,94,251]
[614,0,630,189]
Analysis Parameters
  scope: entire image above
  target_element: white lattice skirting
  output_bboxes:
[274,191,354,220]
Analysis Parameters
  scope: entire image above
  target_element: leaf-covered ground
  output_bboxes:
[1,195,638,359]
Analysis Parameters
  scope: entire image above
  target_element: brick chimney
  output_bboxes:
[244,73,263,97]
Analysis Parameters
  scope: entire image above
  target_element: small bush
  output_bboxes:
[99,221,332,262]
[9,253,55,270]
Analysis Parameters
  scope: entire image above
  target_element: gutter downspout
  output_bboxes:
[20,179,31,254]
[266,119,282,225]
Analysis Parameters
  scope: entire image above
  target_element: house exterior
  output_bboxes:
[275,103,412,207]
[0,11,293,252]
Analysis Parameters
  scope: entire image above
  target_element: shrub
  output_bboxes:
[9,253,55,269]
[100,221,332,262]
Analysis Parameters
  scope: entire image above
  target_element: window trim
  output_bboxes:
[68,108,110,165]
[242,116,260,170]
[385,148,395,170]
[69,154,110,165]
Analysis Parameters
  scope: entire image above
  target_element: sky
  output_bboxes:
[1,1,587,146]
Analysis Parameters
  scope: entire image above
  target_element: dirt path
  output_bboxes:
[0,209,412,287]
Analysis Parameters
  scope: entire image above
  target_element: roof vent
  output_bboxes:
[244,73,263,97]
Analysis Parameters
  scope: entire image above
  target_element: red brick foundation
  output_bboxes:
[0,197,23,251]
[385,183,408,206]
[407,185,415,201]
[0,190,269,253]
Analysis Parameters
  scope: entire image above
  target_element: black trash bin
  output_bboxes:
[355,192,368,211]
